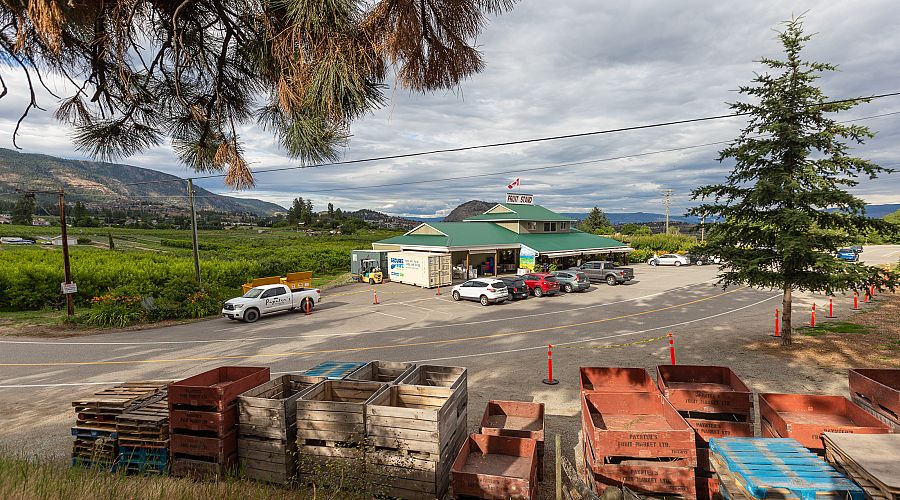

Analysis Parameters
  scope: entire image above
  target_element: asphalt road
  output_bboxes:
[0,245,896,459]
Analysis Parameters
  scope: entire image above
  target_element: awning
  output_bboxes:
[541,247,634,258]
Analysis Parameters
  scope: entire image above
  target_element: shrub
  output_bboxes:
[77,237,92,245]
[84,291,145,327]
[628,249,654,263]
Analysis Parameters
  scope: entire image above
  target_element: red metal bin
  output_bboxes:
[579,367,657,394]
[480,400,545,481]
[169,366,270,411]
[656,365,753,415]
[849,368,900,423]
[451,434,538,500]
[758,393,891,451]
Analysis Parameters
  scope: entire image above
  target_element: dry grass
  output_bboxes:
[0,452,373,500]
[747,292,900,368]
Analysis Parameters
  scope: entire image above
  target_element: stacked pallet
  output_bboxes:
[657,365,754,499]
[849,368,900,432]
[823,432,900,499]
[116,392,170,474]
[579,367,697,498]
[169,366,270,479]
[71,382,169,469]
[759,393,891,453]
[237,374,324,484]
[451,433,539,500]
[709,437,865,499]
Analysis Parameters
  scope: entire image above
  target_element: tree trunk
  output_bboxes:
[781,284,792,346]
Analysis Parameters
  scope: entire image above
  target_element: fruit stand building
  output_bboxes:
[372,199,632,279]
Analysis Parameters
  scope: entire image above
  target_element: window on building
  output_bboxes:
[543,222,557,232]
[528,222,537,231]
[560,222,568,230]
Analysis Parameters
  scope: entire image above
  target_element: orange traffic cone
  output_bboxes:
[373,289,379,305]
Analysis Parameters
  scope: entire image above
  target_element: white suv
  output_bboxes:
[451,279,509,306]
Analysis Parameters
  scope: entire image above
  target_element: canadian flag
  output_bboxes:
[507,178,520,190]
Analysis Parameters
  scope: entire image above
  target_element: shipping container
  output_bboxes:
[386,251,452,288]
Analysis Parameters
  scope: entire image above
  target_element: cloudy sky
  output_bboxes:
[2,1,899,217]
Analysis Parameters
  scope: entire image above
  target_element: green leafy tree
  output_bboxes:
[11,193,35,225]
[0,1,516,189]
[288,197,305,225]
[579,206,613,234]
[620,223,652,236]
[303,200,315,225]
[108,231,115,250]
[689,18,897,346]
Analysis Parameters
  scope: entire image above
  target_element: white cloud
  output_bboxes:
[1,1,899,215]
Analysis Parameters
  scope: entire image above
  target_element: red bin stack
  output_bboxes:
[168,366,269,479]
[579,367,697,498]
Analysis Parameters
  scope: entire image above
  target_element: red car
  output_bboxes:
[520,273,560,297]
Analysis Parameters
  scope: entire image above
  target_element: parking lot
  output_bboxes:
[0,245,897,464]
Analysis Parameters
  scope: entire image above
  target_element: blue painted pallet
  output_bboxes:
[302,361,366,380]
[71,427,117,439]
[118,446,169,460]
[709,437,865,500]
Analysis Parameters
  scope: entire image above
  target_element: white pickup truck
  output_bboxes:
[221,284,320,323]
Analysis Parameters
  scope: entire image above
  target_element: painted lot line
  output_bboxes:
[0,278,720,347]
[0,291,778,388]
[0,286,748,367]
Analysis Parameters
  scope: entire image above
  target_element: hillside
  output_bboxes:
[0,148,284,215]
[442,200,494,221]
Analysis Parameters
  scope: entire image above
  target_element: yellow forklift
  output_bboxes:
[356,259,383,285]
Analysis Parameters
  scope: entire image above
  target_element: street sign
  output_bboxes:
[61,282,78,294]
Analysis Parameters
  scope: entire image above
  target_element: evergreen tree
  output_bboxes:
[579,206,613,234]
[327,203,334,219]
[303,200,315,225]
[689,18,898,346]
[11,193,35,225]
[108,231,115,250]
[288,197,305,225]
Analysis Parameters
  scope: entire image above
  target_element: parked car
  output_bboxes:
[685,254,721,266]
[499,277,529,300]
[850,244,863,254]
[451,278,509,306]
[569,261,634,285]
[648,254,690,267]
[222,284,320,323]
[520,273,560,297]
[551,270,591,293]
[836,248,860,262]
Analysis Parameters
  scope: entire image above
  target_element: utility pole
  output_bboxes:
[58,189,75,317]
[187,179,201,284]
[661,189,674,234]
[700,216,706,242]
[18,188,76,317]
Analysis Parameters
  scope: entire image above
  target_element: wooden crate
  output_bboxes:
[239,374,323,440]
[579,366,657,394]
[169,367,270,411]
[238,435,295,484]
[399,364,466,391]
[171,428,237,462]
[479,400,545,481]
[759,393,891,451]
[581,391,696,465]
[296,380,387,454]
[346,360,416,384]
[657,365,753,415]
[451,434,538,500]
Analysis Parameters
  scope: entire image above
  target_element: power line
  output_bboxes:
[120,91,900,187]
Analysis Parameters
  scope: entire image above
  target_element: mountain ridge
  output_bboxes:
[0,148,285,215]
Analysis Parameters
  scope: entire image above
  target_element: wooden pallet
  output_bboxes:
[116,398,169,443]
[708,437,865,499]
[822,432,900,500]
[72,382,170,411]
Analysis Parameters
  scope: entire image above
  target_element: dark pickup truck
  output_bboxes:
[570,261,634,285]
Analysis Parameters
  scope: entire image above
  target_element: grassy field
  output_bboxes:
[0,224,399,329]
[0,451,373,499]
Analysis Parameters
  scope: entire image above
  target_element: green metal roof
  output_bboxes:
[375,222,519,248]
[517,230,628,253]
[464,203,574,222]
[375,223,628,253]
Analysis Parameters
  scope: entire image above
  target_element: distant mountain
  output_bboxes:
[863,204,900,218]
[442,200,494,222]
[562,212,699,224]
[0,148,285,216]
